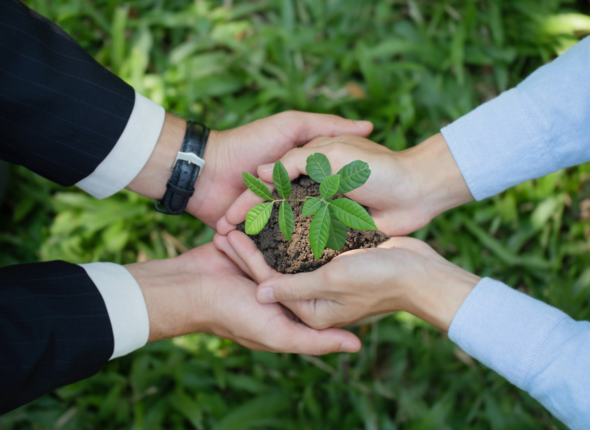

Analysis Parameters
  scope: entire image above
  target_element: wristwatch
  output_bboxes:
[155,121,210,215]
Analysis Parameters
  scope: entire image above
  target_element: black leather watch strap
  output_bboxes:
[155,121,209,215]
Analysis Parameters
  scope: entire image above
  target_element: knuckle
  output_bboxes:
[323,142,349,158]
[309,347,325,356]
[324,113,344,123]
[322,267,341,287]
[266,333,287,352]
[284,146,305,161]
[307,314,330,331]
[285,282,302,301]
[306,316,322,330]
[277,110,300,123]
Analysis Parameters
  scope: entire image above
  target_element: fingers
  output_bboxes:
[213,233,256,280]
[256,136,377,184]
[257,269,331,303]
[227,230,278,284]
[215,215,235,236]
[222,231,340,330]
[376,236,438,257]
[257,143,341,183]
[267,111,373,147]
[282,323,361,355]
[278,299,328,329]
[221,181,275,233]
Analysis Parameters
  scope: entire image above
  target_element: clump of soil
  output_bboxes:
[238,176,387,274]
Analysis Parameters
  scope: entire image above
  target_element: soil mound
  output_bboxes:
[238,176,387,273]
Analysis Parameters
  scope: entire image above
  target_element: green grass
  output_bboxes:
[1,0,590,428]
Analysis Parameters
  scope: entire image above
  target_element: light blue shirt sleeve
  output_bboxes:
[443,37,590,429]
[449,279,590,429]
[441,36,590,201]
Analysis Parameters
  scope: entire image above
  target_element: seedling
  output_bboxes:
[242,153,377,259]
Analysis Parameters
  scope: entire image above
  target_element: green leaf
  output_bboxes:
[302,198,323,216]
[330,199,377,231]
[242,172,272,200]
[319,174,341,199]
[245,203,273,235]
[278,201,294,241]
[337,160,371,193]
[213,392,290,430]
[170,390,204,430]
[326,206,347,250]
[309,204,330,259]
[306,153,331,183]
[273,160,291,198]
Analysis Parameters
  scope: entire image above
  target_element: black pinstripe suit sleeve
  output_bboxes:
[0,0,135,186]
[0,261,114,415]
[0,1,136,415]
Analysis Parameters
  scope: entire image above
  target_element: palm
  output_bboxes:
[214,230,443,330]
[337,153,429,236]
[205,276,305,352]
[177,243,360,354]
[222,134,435,237]
[187,126,298,226]
[287,238,436,328]
[185,112,372,228]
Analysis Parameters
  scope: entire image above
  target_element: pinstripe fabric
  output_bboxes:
[0,1,138,414]
[0,0,135,185]
[0,261,114,414]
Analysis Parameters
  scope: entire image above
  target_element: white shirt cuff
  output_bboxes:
[76,92,166,199]
[80,262,150,360]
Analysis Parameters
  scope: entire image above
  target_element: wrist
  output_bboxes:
[402,133,473,219]
[405,263,480,332]
[124,258,211,342]
[185,129,220,217]
[126,113,186,199]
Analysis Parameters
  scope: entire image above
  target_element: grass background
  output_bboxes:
[1,0,590,428]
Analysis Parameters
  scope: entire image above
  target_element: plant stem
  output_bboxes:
[271,197,312,203]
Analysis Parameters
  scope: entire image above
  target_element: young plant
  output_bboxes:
[242,154,377,259]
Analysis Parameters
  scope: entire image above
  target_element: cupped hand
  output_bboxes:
[188,111,373,228]
[217,133,473,237]
[125,242,361,354]
[214,231,480,332]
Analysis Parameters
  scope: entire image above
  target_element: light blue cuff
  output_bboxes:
[448,278,567,389]
[449,278,590,429]
[525,317,590,430]
[442,36,590,201]
[441,88,558,201]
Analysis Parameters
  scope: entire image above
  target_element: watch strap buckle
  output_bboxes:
[171,151,205,171]
[156,120,210,215]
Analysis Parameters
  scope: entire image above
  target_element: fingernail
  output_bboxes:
[258,287,276,303]
[354,120,372,128]
[340,342,357,353]
[258,163,274,172]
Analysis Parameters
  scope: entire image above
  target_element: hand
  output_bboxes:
[214,231,480,332]
[124,242,361,354]
[127,111,373,228]
[218,132,473,237]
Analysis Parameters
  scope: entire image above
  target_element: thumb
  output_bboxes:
[286,324,361,355]
[257,270,330,304]
[257,136,365,184]
[264,111,373,147]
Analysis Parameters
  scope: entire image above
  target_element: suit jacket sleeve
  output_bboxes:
[0,261,114,415]
[0,0,135,186]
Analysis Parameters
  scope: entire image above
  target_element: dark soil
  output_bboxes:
[238,176,387,274]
